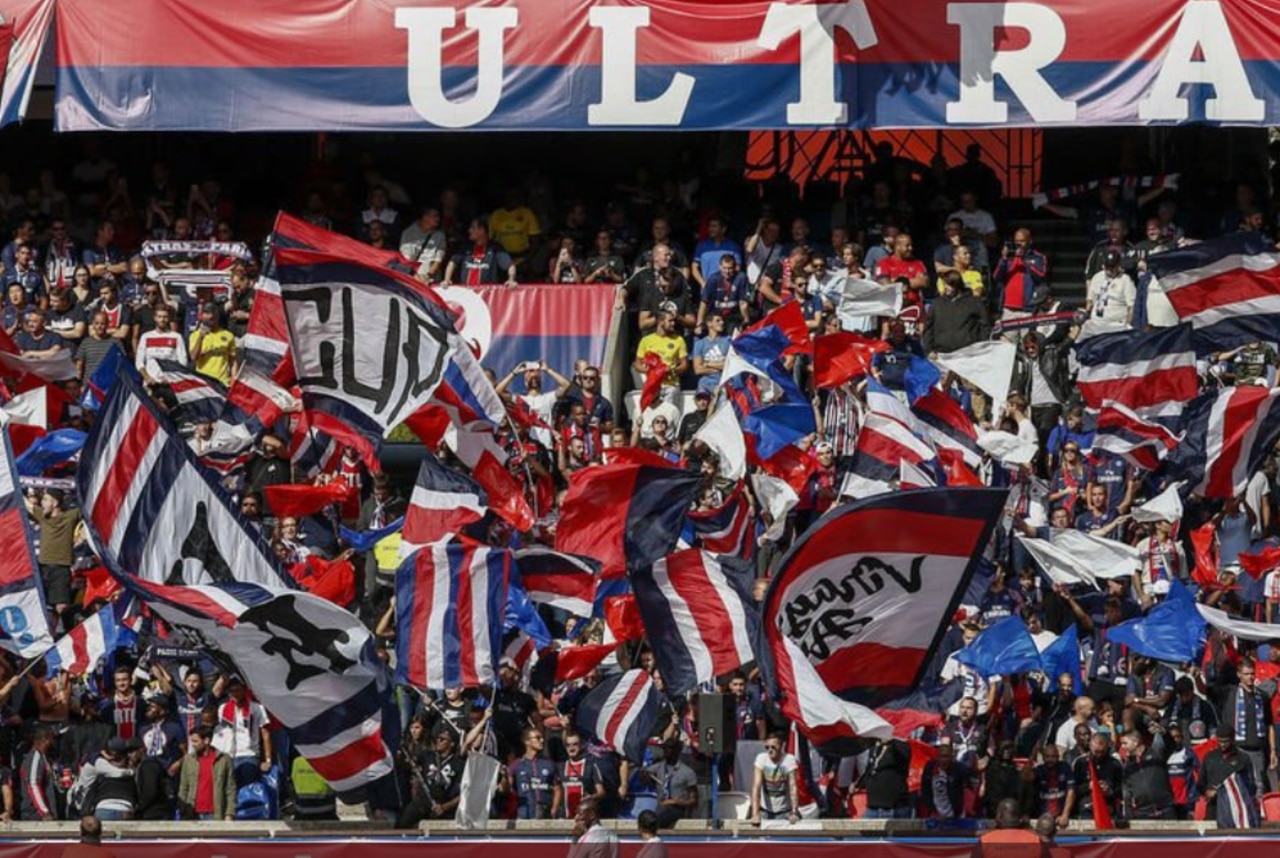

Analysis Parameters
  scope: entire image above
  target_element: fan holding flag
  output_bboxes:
[633,307,687,406]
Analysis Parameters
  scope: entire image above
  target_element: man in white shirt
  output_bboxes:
[399,207,448,282]
[1246,461,1274,540]
[496,360,572,448]
[750,732,800,825]
[136,305,189,376]
[1086,251,1137,328]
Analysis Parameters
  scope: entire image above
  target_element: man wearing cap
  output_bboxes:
[76,737,138,821]
[139,694,185,775]
[1085,251,1136,328]
[643,738,697,829]
[1201,725,1259,828]
[1083,219,1138,283]
[189,302,236,385]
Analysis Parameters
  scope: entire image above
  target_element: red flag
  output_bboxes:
[7,423,45,457]
[403,403,451,448]
[1238,544,1280,580]
[1190,523,1224,587]
[639,352,668,412]
[758,443,818,496]
[1088,758,1114,830]
[604,594,645,642]
[937,447,983,487]
[907,739,937,793]
[813,332,889,389]
[472,450,535,532]
[554,642,621,683]
[81,567,122,608]
[601,446,679,469]
[744,300,812,356]
[263,481,354,518]
[292,555,357,608]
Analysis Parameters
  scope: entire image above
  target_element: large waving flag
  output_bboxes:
[574,669,660,763]
[761,487,1007,704]
[555,461,701,578]
[848,411,935,487]
[271,244,457,447]
[631,549,758,696]
[0,424,53,658]
[1147,232,1280,353]
[400,453,489,555]
[76,367,293,588]
[127,577,394,794]
[513,546,598,618]
[954,616,1042,675]
[1107,580,1206,663]
[1072,323,1198,421]
[395,540,510,691]
[813,331,889,390]
[1167,385,1280,499]
[14,428,85,476]
[45,604,116,676]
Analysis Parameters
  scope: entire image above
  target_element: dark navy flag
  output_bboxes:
[401,453,488,555]
[1166,385,1280,499]
[513,545,599,618]
[555,461,701,578]
[684,483,755,560]
[912,389,982,470]
[1147,232,1280,355]
[1216,769,1261,829]
[574,669,660,763]
[1073,323,1198,423]
[954,615,1043,677]
[1107,580,1206,663]
[632,549,759,696]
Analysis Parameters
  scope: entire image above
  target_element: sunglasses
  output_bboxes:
[765,744,781,752]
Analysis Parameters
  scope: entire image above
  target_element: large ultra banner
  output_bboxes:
[53,0,1280,131]
[0,0,52,126]
[437,284,616,378]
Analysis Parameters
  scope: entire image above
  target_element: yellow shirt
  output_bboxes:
[636,333,688,385]
[488,206,542,256]
[189,328,236,386]
[938,268,985,294]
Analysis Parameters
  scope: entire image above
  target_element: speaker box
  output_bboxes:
[697,692,736,754]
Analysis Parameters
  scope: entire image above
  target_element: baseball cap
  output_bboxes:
[1104,250,1122,268]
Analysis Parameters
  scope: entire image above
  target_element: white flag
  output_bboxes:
[1132,482,1184,523]
[838,278,901,325]
[933,341,1017,416]
[455,752,502,829]
[1050,528,1140,580]
[1197,603,1280,642]
[752,473,799,542]
[977,429,1038,466]
[1017,535,1099,589]
[694,401,747,481]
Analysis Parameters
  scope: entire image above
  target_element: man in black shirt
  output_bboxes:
[1071,733,1120,822]
[491,660,538,760]
[1200,725,1259,828]
[1120,722,1174,819]
[859,737,912,818]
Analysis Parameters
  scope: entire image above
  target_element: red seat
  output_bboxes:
[1261,792,1280,822]
[1193,797,1208,821]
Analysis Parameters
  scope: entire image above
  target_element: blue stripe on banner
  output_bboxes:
[1147,231,1278,277]
[53,61,1280,131]
[1073,323,1193,366]
[1194,315,1280,356]
[630,565,700,696]
[478,334,606,384]
[290,675,385,747]
[115,434,187,578]
[304,396,386,451]
[442,545,464,688]
[624,468,702,573]
[393,553,417,688]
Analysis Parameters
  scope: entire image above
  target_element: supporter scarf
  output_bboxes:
[1236,686,1265,741]
[1032,174,1180,209]
[991,310,1077,335]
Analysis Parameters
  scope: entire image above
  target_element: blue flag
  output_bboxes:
[954,615,1042,676]
[1107,579,1206,663]
[905,356,943,404]
[16,429,87,476]
[81,344,127,411]
[505,575,551,649]
[1039,623,1083,694]
[339,517,404,553]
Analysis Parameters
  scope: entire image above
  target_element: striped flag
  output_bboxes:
[147,359,229,423]
[226,365,299,426]
[1148,231,1280,353]
[0,422,53,658]
[574,669,660,763]
[401,454,488,556]
[513,546,598,617]
[45,604,117,677]
[394,540,509,691]
[1092,400,1183,470]
[912,389,982,470]
[631,549,758,696]
[1167,385,1280,498]
[1216,769,1261,829]
[848,411,935,486]
[127,576,395,794]
[686,483,755,560]
[1072,324,1197,421]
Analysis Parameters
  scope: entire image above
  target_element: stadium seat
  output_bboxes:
[1261,792,1280,822]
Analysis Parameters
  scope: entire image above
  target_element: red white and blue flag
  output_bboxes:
[395,540,510,691]
[147,359,229,424]
[911,389,982,470]
[512,546,598,618]
[1073,323,1198,421]
[0,423,53,658]
[226,365,299,427]
[45,604,116,676]
[1093,400,1183,471]
[848,411,935,486]
[1216,770,1261,829]
[75,367,292,588]
[126,576,395,794]
[574,669,660,763]
[401,453,489,556]
[762,488,1007,703]
[1149,232,1280,354]
[1168,385,1280,499]
[685,483,755,560]
[556,461,702,578]
[631,549,758,696]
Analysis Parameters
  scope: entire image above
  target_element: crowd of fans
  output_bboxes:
[1,141,1280,832]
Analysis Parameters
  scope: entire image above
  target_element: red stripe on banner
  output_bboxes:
[523,573,594,603]
[1164,268,1280,317]
[1076,366,1198,410]
[408,553,430,690]
[306,728,388,785]
[784,509,987,570]
[857,423,930,466]
[92,407,160,543]
[68,623,90,674]
[0,508,35,588]
[456,547,479,687]
[815,642,925,690]
[1206,387,1269,499]
[603,672,647,747]
[673,552,741,676]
